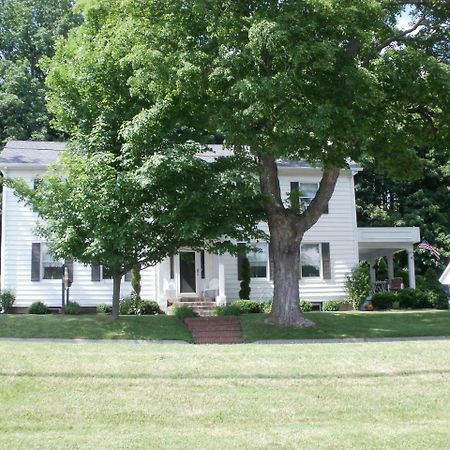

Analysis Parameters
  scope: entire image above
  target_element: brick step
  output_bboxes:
[190,329,242,335]
[185,316,239,323]
[194,337,243,344]
[185,316,243,345]
[187,324,241,331]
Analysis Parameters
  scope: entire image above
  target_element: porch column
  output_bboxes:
[216,257,227,306]
[369,260,377,284]
[407,247,416,288]
[386,253,394,280]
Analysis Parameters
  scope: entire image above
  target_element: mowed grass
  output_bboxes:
[241,310,450,342]
[0,341,449,449]
[0,314,191,341]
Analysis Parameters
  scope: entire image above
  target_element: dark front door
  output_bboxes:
[180,252,196,293]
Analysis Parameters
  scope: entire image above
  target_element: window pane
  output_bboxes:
[301,244,321,278]
[103,266,114,279]
[300,183,318,207]
[247,243,267,278]
[42,244,63,279]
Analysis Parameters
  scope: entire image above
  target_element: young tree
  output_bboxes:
[6,148,262,319]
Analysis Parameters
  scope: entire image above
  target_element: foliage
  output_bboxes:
[119,295,140,316]
[0,0,81,143]
[346,263,372,310]
[239,257,251,300]
[300,300,312,312]
[96,303,112,314]
[371,292,396,310]
[215,304,243,316]
[172,305,199,320]
[261,301,272,314]
[28,301,49,314]
[323,300,342,312]
[0,290,15,313]
[232,300,263,314]
[131,265,141,300]
[136,301,163,316]
[397,289,430,309]
[65,301,81,315]
[427,291,449,310]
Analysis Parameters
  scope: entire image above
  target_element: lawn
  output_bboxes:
[0,311,449,343]
[240,310,450,342]
[0,340,449,449]
[0,314,191,341]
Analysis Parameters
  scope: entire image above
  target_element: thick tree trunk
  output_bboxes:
[111,272,122,320]
[257,153,339,327]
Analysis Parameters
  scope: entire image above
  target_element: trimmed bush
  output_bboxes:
[131,265,141,299]
[323,300,342,311]
[65,301,81,315]
[232,300,263,313]
[137,300,163,315]
[172,305,199,320]
[239,257,251,300]
[261,300,272,313]
[346,263,372,310]
[427,290,449,310]
[96,303,112,314]
[371,292,396,310]
[397,288,429,309]
[215,304,242,316]
[28,301,49,314]
[300,300,312,312]
[119,295,140,315]
[0,290,15,313]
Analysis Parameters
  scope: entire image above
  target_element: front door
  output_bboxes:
[179,251,196,294]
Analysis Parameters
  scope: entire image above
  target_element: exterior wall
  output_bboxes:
[1,168,157,308]
[2,165,359,308]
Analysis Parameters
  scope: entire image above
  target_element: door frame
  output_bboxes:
[177,250,201,296]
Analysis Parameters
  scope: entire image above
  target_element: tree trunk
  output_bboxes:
[111,272,122,320]
[257,153,339,327]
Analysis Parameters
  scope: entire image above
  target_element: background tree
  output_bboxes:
[6,147,263,318]
[80,0,449,326]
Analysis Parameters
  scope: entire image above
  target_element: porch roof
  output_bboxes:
[358,227,421,260]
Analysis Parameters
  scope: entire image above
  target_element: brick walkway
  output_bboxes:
[185,316,243,344]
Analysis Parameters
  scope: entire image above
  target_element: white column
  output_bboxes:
[216,257,227,306]
[369,260,377,284]
[407,248,416,288]
[387,254,394,280]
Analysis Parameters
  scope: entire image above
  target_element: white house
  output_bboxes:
[0,141,421,311]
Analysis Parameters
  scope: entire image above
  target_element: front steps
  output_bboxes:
[185,316,243,344]
[169,297,216,316]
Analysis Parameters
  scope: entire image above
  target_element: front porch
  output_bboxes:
[358,227,421,289]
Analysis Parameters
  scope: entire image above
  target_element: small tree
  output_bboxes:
[239,257,251,300]
[131,265,141,300]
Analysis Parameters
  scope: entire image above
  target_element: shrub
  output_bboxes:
[300,300,312,312]
[427,290,449,310]
[131,265,141,299]
[65,301,81,315]
[232,300,263,313]
[371,292,396,310]
[0,290,15,313]
[239,257,251,300]
[119,295,140,315]
[137,300,163,315]
[173,305,199,320]
[397,288,429,309]
[261,300,272,313]
[323,300,342,311]
[96,303,112,314]
[215,304,242,316]
[346,263,372,310]
[28,301,49,314]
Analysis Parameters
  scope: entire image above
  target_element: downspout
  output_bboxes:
[1,168,7,290]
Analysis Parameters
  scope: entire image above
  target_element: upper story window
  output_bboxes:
[41,244,63,279]
[299,183,319,208]
[247,243,268,278]
[300,243,321,278]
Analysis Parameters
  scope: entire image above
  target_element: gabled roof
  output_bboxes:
[0,140,361,172]
[439,263,450,285]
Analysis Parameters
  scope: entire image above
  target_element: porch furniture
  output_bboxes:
[203,278,219,301]
[389,278,404,291]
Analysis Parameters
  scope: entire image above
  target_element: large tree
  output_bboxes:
[82,0,447,327]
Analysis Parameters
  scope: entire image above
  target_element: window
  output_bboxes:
[247,243,268,278]
[41,244,63,279]
[299,183,319,208]
[300,244,321,278]
[102,266,114,280]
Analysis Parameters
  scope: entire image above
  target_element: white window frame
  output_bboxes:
[300,243,322,279]
[41,243,63,280]
[247,242,270,280]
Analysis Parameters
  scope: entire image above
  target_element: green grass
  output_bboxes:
[0,341,449,449]
[240,310,450,342]
[0,314,191,341]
